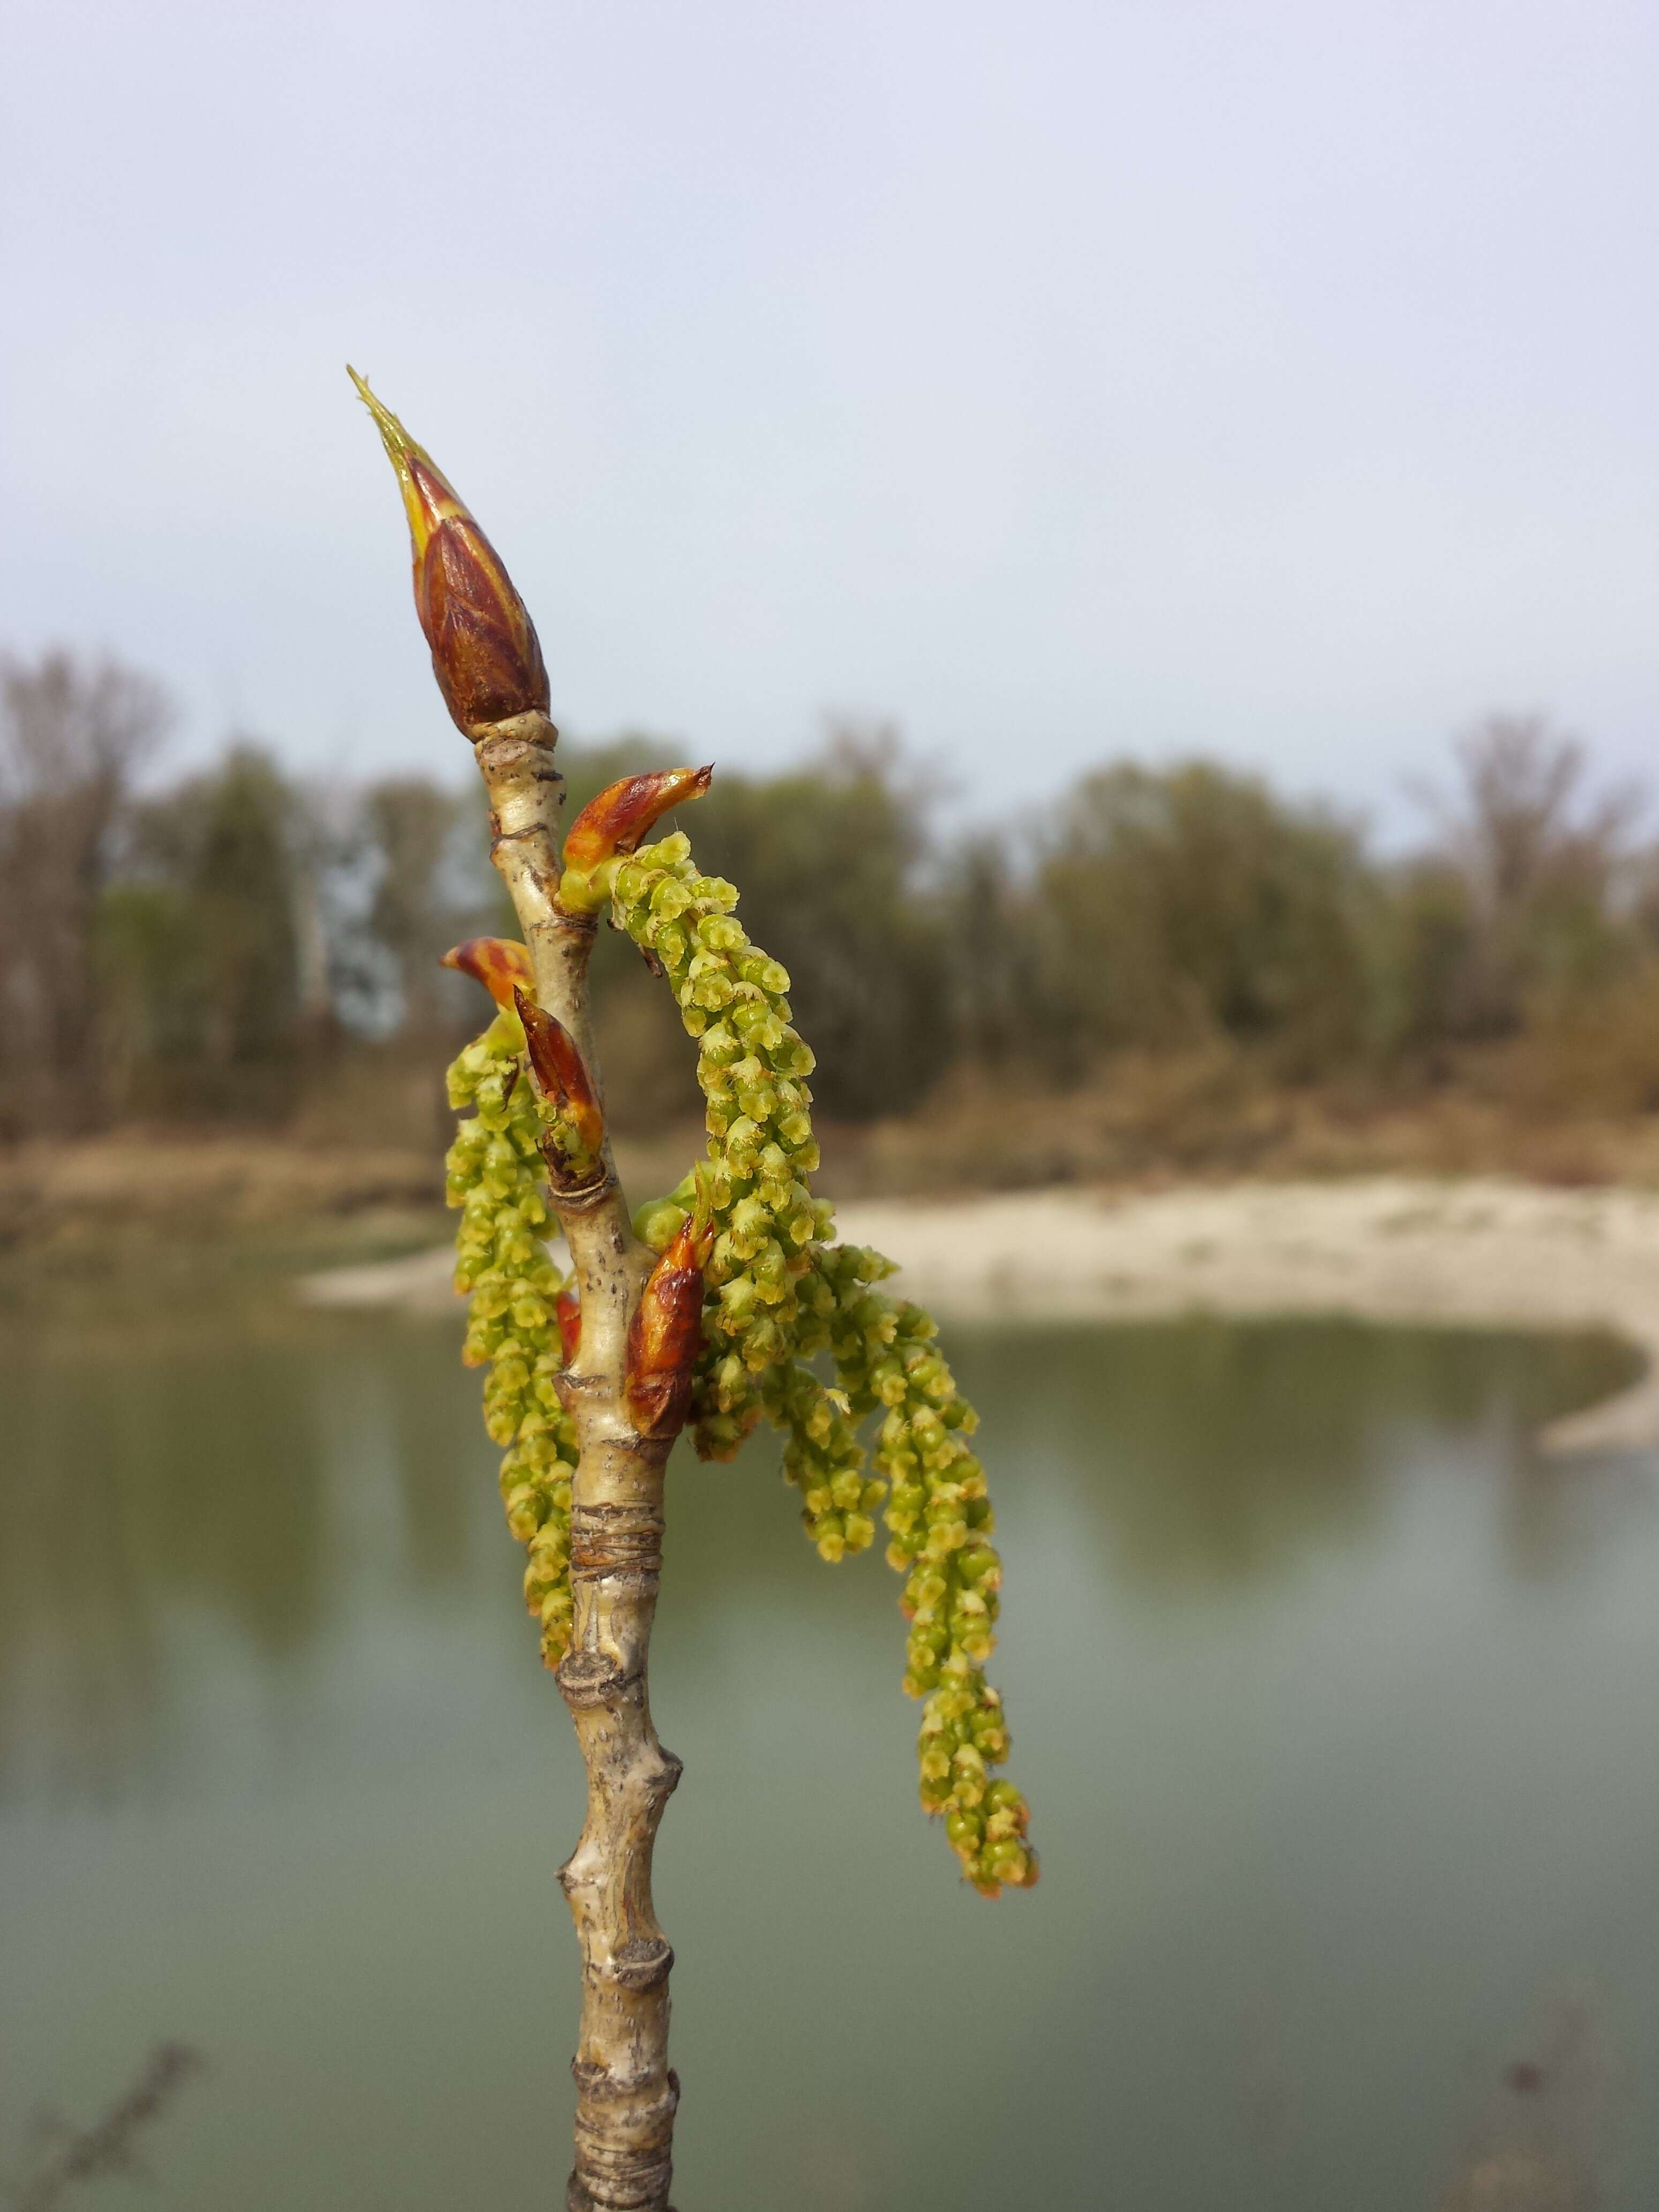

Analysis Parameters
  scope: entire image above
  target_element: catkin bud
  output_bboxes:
[559,768,715,914]
[555,1285,582,1365]
[513,988,605,1178]
[441,937,535,1012]
[626,1210,715,1439]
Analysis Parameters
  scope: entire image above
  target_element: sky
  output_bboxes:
[3,0,1657,835]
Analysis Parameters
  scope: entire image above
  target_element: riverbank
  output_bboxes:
[300,1175,1659,1455]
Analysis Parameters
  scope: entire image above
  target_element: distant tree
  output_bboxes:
[189,747,305,1073]
[1364,853,1479,1066]
[0,651,171,1133]
[941,829,1049,1070]
[1414,714,1636,1036]
[689,725,952,1118]
[104,745,311,1117]
[360,776,470,1034]
[1032,758,1372,1076]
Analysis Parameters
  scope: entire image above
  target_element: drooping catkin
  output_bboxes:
[608,833,1037,1895]
[445,1009,581,1668]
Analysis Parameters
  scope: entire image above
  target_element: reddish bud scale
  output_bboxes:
[626,1214,715,1440]
[441,936,535,1012]
[413,467,549,735]
[555,1285,582,1365]
[563,766,714,873]
[513,989,606,1169]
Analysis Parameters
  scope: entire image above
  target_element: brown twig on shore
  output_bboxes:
[4,2043,201,2212]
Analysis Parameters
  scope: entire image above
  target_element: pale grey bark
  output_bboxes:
[474,713,681,2212]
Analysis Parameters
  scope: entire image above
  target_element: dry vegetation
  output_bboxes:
[840,1041,1659,1197]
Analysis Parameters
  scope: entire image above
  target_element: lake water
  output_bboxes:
[4,1283,1659,2209]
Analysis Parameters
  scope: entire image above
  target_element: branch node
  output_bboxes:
[472,707,561,753]
[551,1170,621,1216]
[566,2176,676,2212]
[609,1937,675,1991]
[569,2064,681,2118]
[570,1501,666,1582]
[550,902,603,935]
[556,1648,639,1707]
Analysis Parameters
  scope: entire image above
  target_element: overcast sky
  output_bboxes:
[3,0,1656,832]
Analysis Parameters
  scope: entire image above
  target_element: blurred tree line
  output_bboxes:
[3,646,1656,1146]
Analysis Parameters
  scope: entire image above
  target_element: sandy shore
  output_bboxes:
[300,1176,1659,1455]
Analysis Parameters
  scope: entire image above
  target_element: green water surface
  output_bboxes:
[3,1294,1656,2208]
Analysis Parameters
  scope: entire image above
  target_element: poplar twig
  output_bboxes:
[351,371,1034,2211]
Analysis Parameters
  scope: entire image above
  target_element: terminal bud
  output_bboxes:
[350,369,550,739]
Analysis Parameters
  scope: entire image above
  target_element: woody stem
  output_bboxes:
[473,712,681,2212]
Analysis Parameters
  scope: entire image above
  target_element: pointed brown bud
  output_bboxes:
[625,1210,714,1439]
[441,937,536,1012]
[555,1284,582,1365]
[564,768,715,874]
[513,988,605,1168]
[350,370,550,740]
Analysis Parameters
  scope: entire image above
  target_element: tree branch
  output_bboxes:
[472,711,681,2212]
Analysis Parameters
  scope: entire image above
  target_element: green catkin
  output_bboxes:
[609,832,1037,1895]
[444,1008,581,1670]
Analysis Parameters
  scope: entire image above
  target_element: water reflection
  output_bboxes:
[0,1307,1639,1799]
[948,1317,1641,1591]
[1,1370,166,1805]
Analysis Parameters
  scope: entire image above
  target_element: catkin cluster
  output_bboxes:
[444,1010,581,1669]
[610,831,1037,1894]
